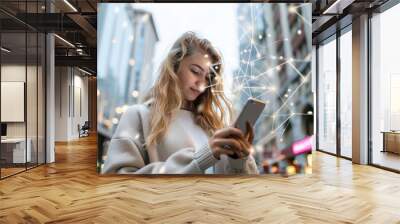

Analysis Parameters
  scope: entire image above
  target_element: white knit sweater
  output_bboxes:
[101,103,259,174]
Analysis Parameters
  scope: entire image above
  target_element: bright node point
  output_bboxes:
[297,29,302,35]
[199,84,206,92]
[132,90,139,98]
[128,35,134,42]
[288,5,296,13]
[115,107,123,114]
[112,118,119,124]
[122,105,128,112]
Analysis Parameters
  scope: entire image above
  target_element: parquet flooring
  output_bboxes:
[0,134,399,223]
[1,167,26,178]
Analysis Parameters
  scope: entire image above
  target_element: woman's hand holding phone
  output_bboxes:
[209,122,254,160]
[209,98,263,159]
[230,122,254,159]
[239,121,254,157]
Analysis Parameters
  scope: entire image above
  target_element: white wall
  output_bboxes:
[1,65,41,138]
[55,67,89,141]
[1,64,46,163]
[1,66,27,143]
[55,67,68,141]
[72,73,89,138]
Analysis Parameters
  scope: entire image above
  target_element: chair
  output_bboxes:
[78,121,90,138]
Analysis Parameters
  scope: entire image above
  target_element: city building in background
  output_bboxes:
[97,4,158,153]
[235,4,312,174]
[97,4,158,168]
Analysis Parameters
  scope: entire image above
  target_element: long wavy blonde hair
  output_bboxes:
[146,31,233,146]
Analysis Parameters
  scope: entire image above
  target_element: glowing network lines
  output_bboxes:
[199,4,312,147]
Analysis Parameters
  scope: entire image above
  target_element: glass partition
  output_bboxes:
[0,1,46,179]
[339,29,352,158]
[317,36,337,154]
[371,3,400,171]
[1,30,28,177]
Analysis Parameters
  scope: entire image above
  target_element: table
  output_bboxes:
[381,131,400,154]
[1,138,32,163]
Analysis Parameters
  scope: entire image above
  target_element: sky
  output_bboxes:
[132,3,239,91]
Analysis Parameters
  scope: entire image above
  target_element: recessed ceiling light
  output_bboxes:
[1,47,11,53]
[63,0,78,12]
[54,34,75,48]
[78,67,92,76]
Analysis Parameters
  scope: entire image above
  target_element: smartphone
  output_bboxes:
[233,98,266,134]
[226,98,265,159]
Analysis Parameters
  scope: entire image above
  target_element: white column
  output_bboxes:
[352,14,369,164]
[46,33,55,163]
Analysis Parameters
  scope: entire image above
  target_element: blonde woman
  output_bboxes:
[102,32,259,174]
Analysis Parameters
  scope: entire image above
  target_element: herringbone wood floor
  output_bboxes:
[0,134,400,223]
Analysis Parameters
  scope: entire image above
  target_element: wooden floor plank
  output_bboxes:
[0,134,399,223]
